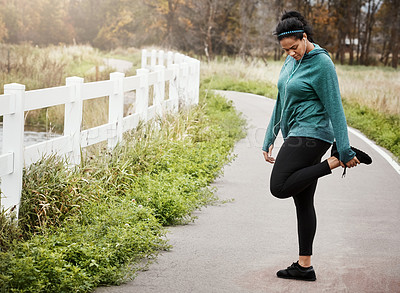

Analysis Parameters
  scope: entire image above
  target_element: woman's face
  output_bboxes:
[280,36,306,61]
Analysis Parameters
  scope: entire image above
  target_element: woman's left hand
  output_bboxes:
[263,144,275,164]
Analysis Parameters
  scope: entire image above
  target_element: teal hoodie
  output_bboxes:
[263,44,356,163]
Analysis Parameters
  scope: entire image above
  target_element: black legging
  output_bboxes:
[270,136,331,256]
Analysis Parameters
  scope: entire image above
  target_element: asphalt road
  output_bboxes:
[87,58,134,74]
[96,91,400,293]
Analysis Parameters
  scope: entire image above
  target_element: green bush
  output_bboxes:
[0,210,21,252]
[18,155,97,237]
[0,201,166,292]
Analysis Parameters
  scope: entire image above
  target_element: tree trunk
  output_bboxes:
[365,0,381,65]
[356,2,361,63]
[205,0,214,61]
[390,0,399,68]
[349,40,354,65]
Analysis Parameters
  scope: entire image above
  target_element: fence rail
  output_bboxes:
[0,50,200,217]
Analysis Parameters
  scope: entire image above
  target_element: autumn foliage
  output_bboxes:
[0,0,398,67]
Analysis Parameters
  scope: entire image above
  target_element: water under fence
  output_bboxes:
[0,50,200,217]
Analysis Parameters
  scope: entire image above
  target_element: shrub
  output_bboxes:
[18,155,97,237]
[0,200,166,292]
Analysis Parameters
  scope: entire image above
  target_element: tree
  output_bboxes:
[388,0,399,68]
[69,0,109,44]
[0,16,8,42]
[141,0,186,48]
[0,0,395,66]
[377,0,399,68]
[176,0,241,58]
[35,0,75,45]
[94,7,134,49]
[308,1,337,53]
[0,1,22,43]
[359,0,382,65]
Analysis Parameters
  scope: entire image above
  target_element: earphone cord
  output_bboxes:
[272,39,307,138]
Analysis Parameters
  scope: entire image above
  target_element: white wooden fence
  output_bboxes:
[0,49,200,216]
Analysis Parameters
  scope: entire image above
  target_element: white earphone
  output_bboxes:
[271,37,308,138]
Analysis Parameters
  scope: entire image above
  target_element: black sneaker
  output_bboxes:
[331,142,372,164]
[276,261,316,281]
[331,142,372,177]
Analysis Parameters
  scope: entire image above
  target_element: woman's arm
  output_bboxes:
[262,93,282,153]
[311,54,356,163]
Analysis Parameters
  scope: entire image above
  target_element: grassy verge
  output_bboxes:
[201,65,400,161]
[0,90,246,292]
[343,100,400,159]
[201,75,278,99]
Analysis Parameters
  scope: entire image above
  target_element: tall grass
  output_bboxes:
[0,44,115,132]
[201,56,400,160]
[0,44,109,91]
[336,65,400,116]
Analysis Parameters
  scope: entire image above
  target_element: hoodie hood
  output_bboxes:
[302,43,329,60]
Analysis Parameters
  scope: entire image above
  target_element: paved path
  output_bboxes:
[97,91,400,293]
[87,58,134,74]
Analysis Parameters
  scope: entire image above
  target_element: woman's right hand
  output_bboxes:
[345,156,360,168]
[263,144,275,164]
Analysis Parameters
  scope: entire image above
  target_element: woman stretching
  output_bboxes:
[262,11,371,281]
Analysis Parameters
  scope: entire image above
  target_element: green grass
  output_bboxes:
[66,60,99,77]
[0,89,246,292]
[343,100,400,160]
[202,75,278,99]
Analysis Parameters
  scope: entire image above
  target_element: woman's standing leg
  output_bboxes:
[293,180,318,267]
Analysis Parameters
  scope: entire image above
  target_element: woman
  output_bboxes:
[262,11,371,281]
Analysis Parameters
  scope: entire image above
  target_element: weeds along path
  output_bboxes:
[96,91,400,293]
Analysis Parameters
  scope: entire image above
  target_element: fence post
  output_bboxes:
[136,68,149,122]
[180,62,189,107]
[187,58,200,105]
[1,83,25,216]
[158,50,164,66]
[65,77,83,165]
[174,52,182,64]
[186,58,195,105]
[167,51,174,66]
[194,59,200,105]
[173,53,183,107]
[141,49,147,69]
[151,50,157,69]
[168,64,179,113]
[154,65,165,116]
[108,72,125,149]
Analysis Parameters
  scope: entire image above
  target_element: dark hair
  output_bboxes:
[275,11,314,42]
